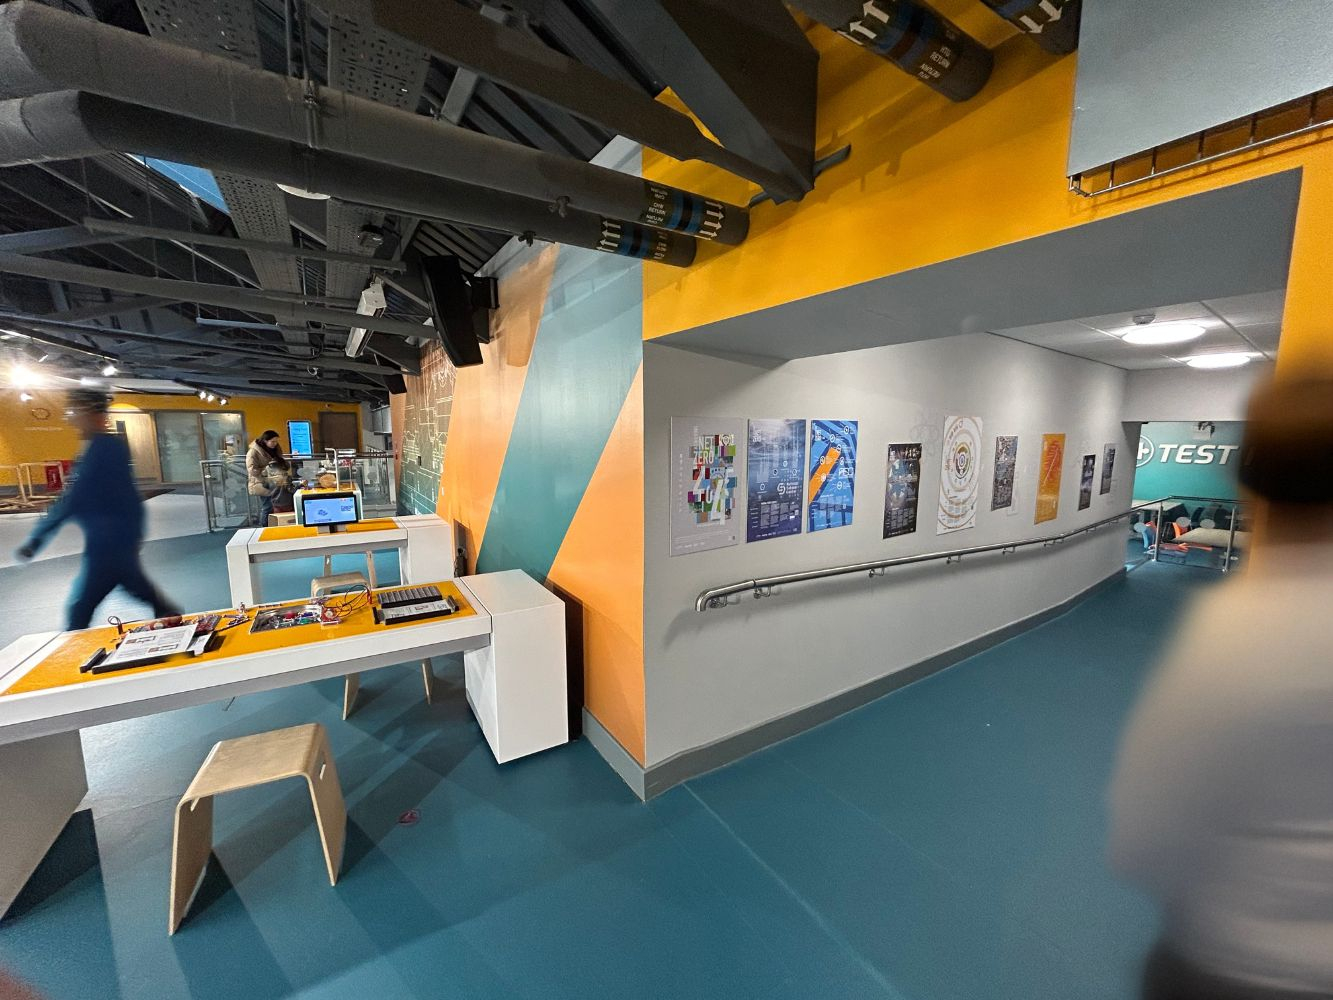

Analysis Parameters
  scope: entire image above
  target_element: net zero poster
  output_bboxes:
[746,418,806,542]
[937,415,983,534]
[991,435,1018,511]
[883,442,922,538]
[807,419,858,532]
[1035,433,1066,524]
[669,417,742,556]
[1078,453,1096,510]
[1100,444,1116,495]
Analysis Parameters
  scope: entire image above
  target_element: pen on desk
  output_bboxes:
[79,647,109,673]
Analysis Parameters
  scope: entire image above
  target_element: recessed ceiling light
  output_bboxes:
[1121,321,1206,346]
[1185,352,1253,369]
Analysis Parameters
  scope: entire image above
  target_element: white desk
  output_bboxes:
[225,514,455,606]
[0,569,566,918]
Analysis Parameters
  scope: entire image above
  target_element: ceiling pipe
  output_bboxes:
[0,1,747,246]
[0,91,698,268]
[0,251,440,338]
[81,219,409,272]
[790,0,992,102]
[977,0,1080,55]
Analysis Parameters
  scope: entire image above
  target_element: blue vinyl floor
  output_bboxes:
[0,530,1213,999]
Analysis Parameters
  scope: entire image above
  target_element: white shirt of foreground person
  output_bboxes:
[1110,542,1333,993]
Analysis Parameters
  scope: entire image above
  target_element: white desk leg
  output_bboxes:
[0,731,88,919]
[226,538,257,608]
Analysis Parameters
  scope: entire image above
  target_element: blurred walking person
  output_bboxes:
[15,389,180,630]
[1110,377,1333,998]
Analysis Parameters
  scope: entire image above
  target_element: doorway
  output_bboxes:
[319,411,358,451]
[111,412,161,482]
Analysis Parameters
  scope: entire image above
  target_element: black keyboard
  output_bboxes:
[377,585,443,608]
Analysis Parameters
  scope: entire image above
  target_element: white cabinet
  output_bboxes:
[460,571,568,764]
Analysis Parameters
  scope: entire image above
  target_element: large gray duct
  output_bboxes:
[791,0,992,102]
[0,1,747,246]
[978,0,1080,56]
[0,92,698,268]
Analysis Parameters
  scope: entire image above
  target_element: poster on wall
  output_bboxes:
[1100,445,1116,495]
[937,415,983,534]
[1078,454,1096,510]
[746,418,806,542]
[1034,433,1066,524]
[669,417,742,556]
[807,420,858,532]
[883,442,923,538]
[991,435,1018,511]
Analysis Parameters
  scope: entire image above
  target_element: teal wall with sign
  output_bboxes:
[1133,421,1244,501]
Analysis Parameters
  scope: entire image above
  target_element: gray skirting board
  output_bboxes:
[584,567,1127,802]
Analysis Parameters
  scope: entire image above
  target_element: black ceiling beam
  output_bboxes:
[0,225,112,253]
[46,295,180,323]
[371,0,808,201]
[580,0,817,201]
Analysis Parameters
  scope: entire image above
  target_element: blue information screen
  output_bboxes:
[287,420,313,456]
[303,495,358,526]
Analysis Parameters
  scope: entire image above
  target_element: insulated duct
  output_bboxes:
[791,0,992,102]
[0,1,747,246]
[0,92,697,267]
[978,0,1080,56]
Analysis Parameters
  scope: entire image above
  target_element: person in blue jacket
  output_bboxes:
[16,389,180,630]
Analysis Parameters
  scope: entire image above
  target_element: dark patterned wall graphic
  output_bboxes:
[398,342,454,514]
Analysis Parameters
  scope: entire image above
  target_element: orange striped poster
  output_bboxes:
[1035,433,1066,524]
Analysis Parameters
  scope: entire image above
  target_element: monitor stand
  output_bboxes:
[316,524,345,534]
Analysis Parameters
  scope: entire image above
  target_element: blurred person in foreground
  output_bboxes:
[15,389,180,630]
[1110,377,1333,999]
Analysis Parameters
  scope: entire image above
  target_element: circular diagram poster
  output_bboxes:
[937,415,983,534]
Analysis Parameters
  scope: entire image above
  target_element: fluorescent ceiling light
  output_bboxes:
[1185,352,1253,369]
[1121,321,1206,345]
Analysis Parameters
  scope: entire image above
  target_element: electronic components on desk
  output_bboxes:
[249,604,327,633]
[376,585,444,608]
[377,596,458,626]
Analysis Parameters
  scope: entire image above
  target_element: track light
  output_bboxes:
[198,389,208,400]
[19,391,33,402]
[101,362,117,377]
[219,397,228,406]
[206,393,216,402]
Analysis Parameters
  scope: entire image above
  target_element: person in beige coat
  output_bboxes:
[246,430,290,526]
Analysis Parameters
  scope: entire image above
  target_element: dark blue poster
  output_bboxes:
[884,442,923,539]
[747,418,806,542]
[808,420,858,532]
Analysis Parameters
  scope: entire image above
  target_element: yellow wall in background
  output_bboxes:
[0,389,359,472]
[641,17,1333,377]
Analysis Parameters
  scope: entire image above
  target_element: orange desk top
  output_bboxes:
[258,517,399,542]
[3,581,475,697]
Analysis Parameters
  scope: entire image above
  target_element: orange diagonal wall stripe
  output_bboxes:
[438,244,559,569]
[547,365,645,764]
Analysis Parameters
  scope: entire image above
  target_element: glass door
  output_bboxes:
[155,411,204,483]
[201,411,246,462]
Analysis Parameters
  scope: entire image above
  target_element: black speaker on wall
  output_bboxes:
[421,255,493,366]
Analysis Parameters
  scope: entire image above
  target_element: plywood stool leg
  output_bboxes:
[421,659,434,704]
[342,673,360,720]
[169,795,214,934]
[304,732,346,886]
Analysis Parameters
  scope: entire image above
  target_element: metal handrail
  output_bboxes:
[694,496,1244,612]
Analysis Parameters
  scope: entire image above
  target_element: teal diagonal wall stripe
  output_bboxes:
[476,245,643,580]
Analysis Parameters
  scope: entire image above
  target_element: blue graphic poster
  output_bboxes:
[808,420,858,532]
[747,418,806,542]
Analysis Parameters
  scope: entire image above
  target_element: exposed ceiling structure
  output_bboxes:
[989,290,1284,371]
[0,0,1080,402]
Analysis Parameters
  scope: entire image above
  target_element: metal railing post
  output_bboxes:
[1224,502,1238,573]
[1153,501,1163,563]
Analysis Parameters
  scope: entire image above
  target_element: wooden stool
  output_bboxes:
[169,723,345,934]
[310,573,435,720]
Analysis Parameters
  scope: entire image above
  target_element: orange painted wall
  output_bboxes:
[547,368,646,763]
[641,13,1333,380]
[0,387,358,472]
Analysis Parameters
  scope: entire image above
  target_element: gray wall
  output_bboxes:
[642,335,1136,768]
[1069,1,1333,175]
[1123,363,1272,422]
